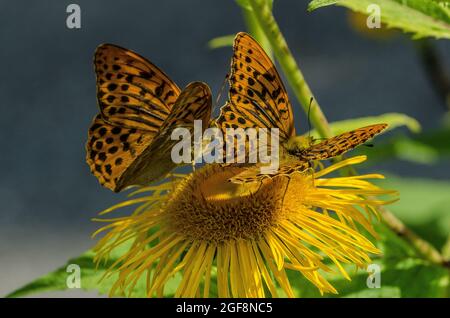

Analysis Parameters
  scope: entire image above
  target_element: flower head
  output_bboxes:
[93,155,397,297]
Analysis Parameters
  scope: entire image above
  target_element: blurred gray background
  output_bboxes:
[0,0,449,297]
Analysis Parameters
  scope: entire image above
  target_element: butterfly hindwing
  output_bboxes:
[86,114,153,191]
[114,82,212,191]
[300,124,388,161]
[160,82,212,134]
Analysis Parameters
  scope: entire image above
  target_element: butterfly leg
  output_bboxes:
[169,172,176,193]
[307,160,316,187]
[255,180,264,193]
[280,176,292,207]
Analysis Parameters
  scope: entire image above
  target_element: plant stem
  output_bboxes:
[379,205,447,267]
[247,0,333,139]
[239,0,273,58]
[246,0,448,268]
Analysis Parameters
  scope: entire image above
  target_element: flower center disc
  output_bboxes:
[164,165,287,242]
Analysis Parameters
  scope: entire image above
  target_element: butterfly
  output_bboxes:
[215,32,387,184]
[86,44,212,192]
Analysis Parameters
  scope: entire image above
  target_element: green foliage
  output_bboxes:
[308,0,450,39]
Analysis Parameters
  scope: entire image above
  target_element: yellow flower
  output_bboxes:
[93,155,397,297]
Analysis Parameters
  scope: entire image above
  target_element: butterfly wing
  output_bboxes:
[229,158,310,184]
[116,82,212,191]
[88,44,212,192]
[86,114,154,191]
[300,124,388,161]
[216,32,296,141]
[94,44,181,132]
[87,82,212,192]
[159,82,212,135]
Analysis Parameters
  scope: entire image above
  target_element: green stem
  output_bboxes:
[239,0,273,58]
[379,205,447,267]
[247,0,332,139]
[245,0,447,268]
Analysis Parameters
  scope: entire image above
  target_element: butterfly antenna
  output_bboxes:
[281,177,291,206]
[307,97,314,145]
[214,73,229,113]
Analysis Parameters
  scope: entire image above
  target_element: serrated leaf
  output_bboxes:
[308,0,450,39]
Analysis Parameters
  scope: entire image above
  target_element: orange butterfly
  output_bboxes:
[86,44,211,192]
[215,32,387,183]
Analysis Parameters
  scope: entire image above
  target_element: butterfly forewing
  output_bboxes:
[216,32,295,141]
[94,44,181,133]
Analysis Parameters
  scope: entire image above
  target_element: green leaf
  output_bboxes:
[391,135,440,164]
[207,35,235,49]
[6,239,200,298]
[6,240,145,298]
[6,251,119,298]
[365,134,440,165]
[307,113,421,139]
[308,0,450,39]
